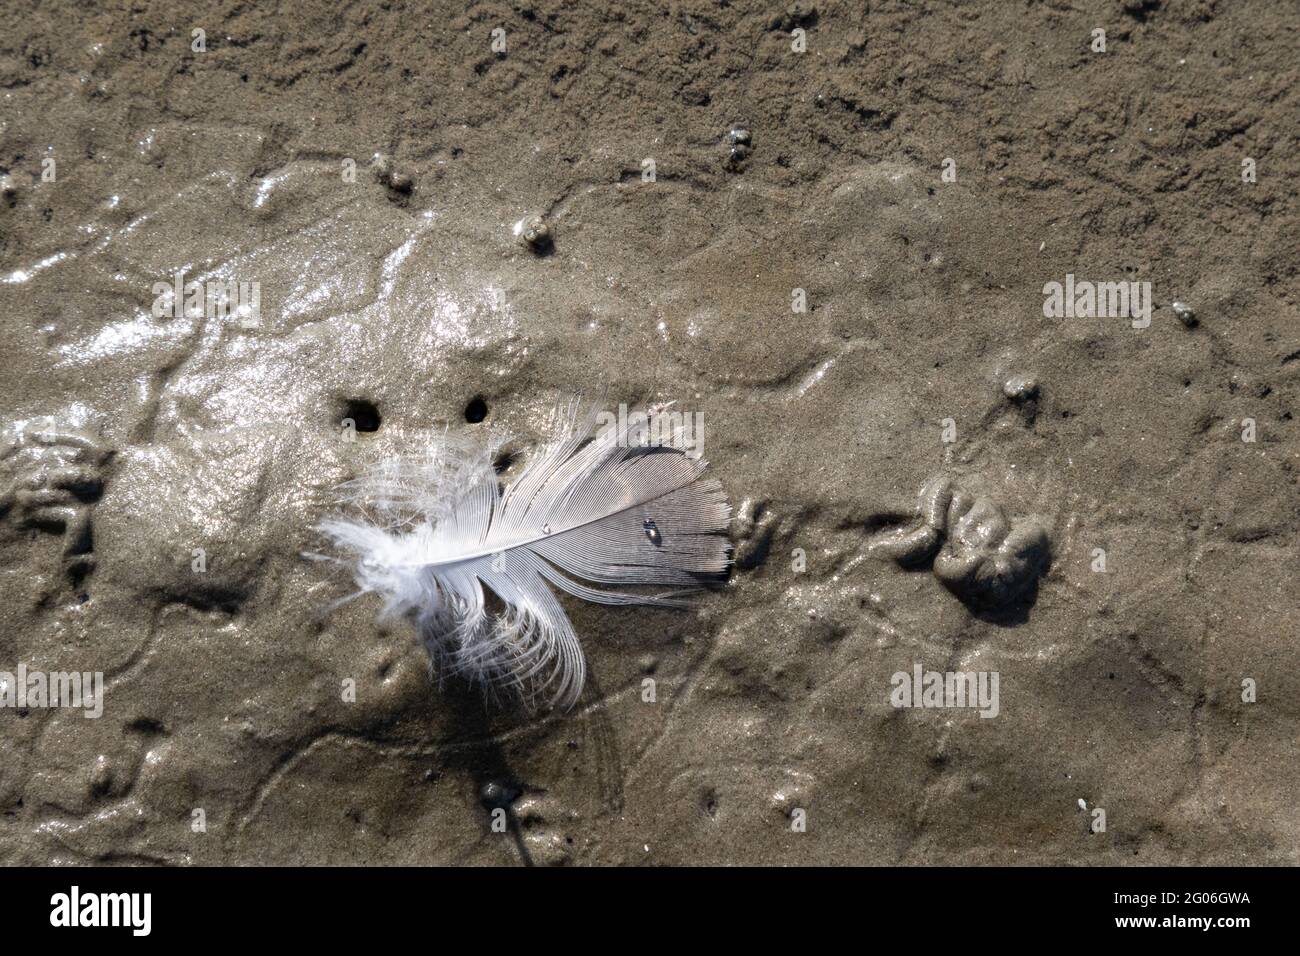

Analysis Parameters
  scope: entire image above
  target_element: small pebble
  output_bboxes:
[479,780,518,809]
[1002,375,1040,402]
[370,153,412,194]
[726,128,752,166]
[518,215,553,253]
[90,754,115,797]
[1172,301,1197,327]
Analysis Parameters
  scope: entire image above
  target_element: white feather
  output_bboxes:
[314,400,731,710]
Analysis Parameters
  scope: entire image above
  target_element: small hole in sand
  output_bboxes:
[465,396,488,424]
[341,399,381,432]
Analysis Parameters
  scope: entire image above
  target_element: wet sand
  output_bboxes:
[1,1,1298,864]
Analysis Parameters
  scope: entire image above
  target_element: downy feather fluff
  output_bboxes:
[315,401,731,710]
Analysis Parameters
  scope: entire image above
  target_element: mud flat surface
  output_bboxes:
[1,1,1297,865]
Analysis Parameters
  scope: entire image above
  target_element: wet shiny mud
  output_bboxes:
[1,1,1298,864]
